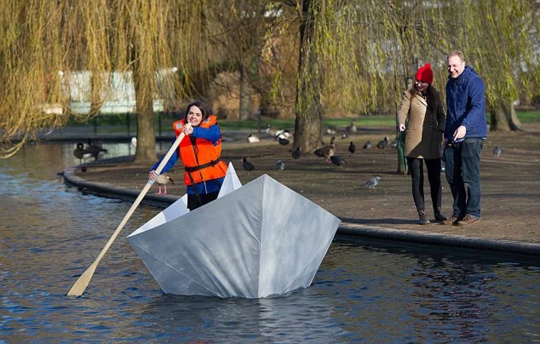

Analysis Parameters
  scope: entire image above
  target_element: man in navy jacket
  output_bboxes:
[443,51,487,226]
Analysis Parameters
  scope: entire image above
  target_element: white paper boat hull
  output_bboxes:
[128,172,340,298]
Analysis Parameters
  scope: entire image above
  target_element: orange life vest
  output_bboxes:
[173,116,228,186]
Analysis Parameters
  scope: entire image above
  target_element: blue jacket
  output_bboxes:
[445,65,487,140]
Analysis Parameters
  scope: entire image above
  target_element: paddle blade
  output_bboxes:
[66,132,185,296]
[67,262,98,296]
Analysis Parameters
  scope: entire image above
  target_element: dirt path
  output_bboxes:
[75,124,540,244]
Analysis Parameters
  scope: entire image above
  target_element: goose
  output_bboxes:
[277,134,290,146]
[85,138,108,160]
[275,129,291,139]
[73,142,92,164]
[322,136,336,163]
[247,134,260,143]
[156,174,174,195]
[346,120,357,133]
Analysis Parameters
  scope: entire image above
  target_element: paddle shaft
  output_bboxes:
[67,132,186,296]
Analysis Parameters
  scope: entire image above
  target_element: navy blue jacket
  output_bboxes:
[445,66,487,140]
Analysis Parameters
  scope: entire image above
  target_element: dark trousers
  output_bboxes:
[187,191,219,211]
[407,157,443,215]
[443,138,483,218]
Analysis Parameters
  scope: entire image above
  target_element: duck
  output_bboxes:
[85,138,108,160]
[346,120,357,133]
[73,142,92,164]
[276,160,285,171]
[156,174,174,195]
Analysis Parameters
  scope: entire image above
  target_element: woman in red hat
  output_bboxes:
[397,63,447,225]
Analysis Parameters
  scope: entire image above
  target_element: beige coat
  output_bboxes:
[396,87,446,159]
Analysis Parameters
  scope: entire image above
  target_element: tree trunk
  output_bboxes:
[490,100,510,132]
[491,100,522,132]
[503,101,522,131]
[133,60,157,164]
[239,62,246,121]
[293,0,323,152]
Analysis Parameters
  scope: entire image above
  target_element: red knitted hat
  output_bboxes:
[416,63,433,84]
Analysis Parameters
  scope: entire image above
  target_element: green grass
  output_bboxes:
[62,111,538,132]
[517,111,540,123]
[218,115,396,131]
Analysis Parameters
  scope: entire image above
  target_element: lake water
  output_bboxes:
[1,142,539,343]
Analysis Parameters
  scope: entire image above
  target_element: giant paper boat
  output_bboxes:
[127,163,341,298]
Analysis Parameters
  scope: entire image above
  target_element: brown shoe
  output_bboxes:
[442,215,459,225]
[456,215,481,227]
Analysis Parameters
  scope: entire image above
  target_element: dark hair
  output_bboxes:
[184,101,210,122]
[410,83,438,104]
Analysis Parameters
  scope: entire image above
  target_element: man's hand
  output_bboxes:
[453,125,467,141]
[398,123,406,132]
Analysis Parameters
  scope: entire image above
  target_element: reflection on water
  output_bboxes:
[1,143,539,342]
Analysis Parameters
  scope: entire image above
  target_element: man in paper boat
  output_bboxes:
[128,163,341,298]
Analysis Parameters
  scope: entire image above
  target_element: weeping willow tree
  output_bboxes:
[257,0,539,153]
[255,0,454,153]
[447,0,540,131]
[0,0,215,161]
[2,0,538,160]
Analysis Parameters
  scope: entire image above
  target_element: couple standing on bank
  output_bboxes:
[397,50,486,226]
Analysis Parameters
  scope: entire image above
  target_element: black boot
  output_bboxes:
[434,208,447,222]
[418,211,430,225]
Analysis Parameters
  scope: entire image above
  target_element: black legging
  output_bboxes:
[406,157,442,214]
[187,191,220,211]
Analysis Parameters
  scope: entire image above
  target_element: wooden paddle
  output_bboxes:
[67,132,186,296]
